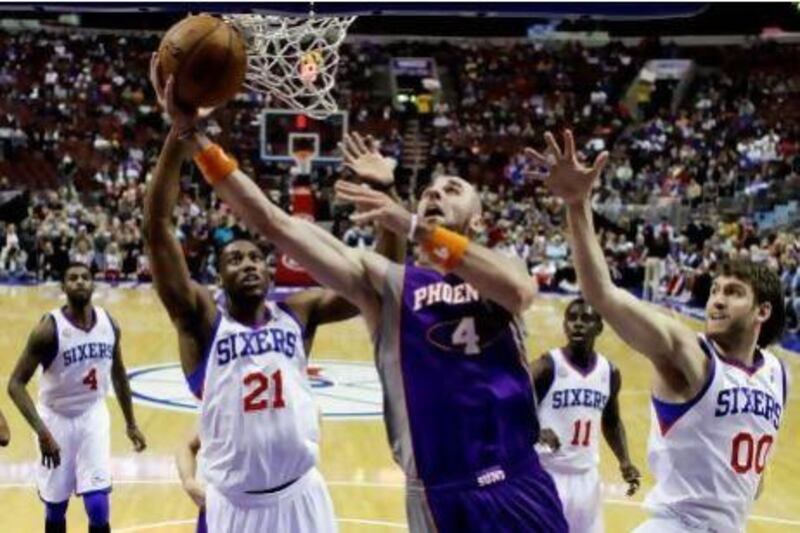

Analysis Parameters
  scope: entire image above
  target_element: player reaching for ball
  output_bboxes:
[152,66,568,530]
[529,129,790,532]
[144,51,405,532]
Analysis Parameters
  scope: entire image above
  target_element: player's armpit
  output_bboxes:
[598,288,707,395]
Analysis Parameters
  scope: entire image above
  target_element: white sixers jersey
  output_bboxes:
[191,301,319,497]
[537,349,611,473]
[39,306,116,417]
[645,335,787,531]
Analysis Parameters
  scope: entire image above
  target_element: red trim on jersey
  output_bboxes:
[716,349,765,377]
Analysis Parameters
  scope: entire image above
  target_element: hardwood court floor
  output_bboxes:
[0,285,798,532]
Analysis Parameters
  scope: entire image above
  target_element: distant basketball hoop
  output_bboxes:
[292,148,315,176]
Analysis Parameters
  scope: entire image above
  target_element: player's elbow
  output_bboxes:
[509,281,536,314]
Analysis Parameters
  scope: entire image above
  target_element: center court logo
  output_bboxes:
[128,360,383,419]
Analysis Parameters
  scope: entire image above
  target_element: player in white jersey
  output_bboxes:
[529,129,790,532]
[7,262,147,533]
[144,54,404,533]
[533,297,640,533]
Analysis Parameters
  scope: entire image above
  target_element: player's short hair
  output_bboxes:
[217,238,264,269]
[718,259,785,346]
[62,262,92,282]
[565,297,601,322]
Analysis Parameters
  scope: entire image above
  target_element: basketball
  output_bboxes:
[157,14,247,109]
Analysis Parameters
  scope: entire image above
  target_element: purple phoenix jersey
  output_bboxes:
[376,264,566,532]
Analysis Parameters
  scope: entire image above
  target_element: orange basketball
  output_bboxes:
[157,14,247,109]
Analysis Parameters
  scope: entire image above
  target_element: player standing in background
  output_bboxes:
[528,130,789,532]
[7,262,147,533]
[153,70,568,531]
[145,55,404,533]
[532,297,640,533]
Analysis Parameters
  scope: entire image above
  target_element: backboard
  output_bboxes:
[260,108,348,168]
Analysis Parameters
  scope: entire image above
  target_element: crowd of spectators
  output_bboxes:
[0,27,798,336]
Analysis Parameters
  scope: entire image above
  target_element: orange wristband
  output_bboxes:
[422,226,469,271]
[193,143,238,185]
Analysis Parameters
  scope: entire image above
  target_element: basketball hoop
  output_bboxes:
[223,13,356,119]
[292,149,315,176]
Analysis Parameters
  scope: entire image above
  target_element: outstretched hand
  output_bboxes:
[334,180,412,237]
[339,132,395,189]
[524,129,608,207]
[149,52,215,137]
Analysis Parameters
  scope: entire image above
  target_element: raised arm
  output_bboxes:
[334,180,536,314]
[7,316,61,467]
[187,129,385,328]
[109,317,146,452]
[282,132,408,342]
[529,130,706,395]
[143,56,218,375]
[601,366,640,496]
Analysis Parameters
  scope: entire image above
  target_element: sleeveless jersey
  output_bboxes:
[644,335,787,531]
[537,349,612,473]
[186,301,318,496]
[376,263,539,486]
[39,306,116,417]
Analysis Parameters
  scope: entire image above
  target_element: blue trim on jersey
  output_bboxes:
[651,337,716,435]
[276,301,306,339]
[41,314,59,371]
[185,312,223,400]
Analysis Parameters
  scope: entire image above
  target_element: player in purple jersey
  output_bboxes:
[154,73,568,532]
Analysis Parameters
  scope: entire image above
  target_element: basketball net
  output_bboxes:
[223,14,356,119]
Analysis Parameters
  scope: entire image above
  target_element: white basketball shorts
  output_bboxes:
[548,468,603,533]
[205,467,337,533]
[36,400,111,503]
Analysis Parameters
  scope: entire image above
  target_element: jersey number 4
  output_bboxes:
[730,432,773,475]
[82,368,98,391]
[243,370,286,412]
[452,317,480,355]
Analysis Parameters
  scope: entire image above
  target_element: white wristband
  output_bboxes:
[407,214,419,241]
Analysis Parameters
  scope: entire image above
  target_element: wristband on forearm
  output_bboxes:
[193,143,238,185]
[421,225,469,271]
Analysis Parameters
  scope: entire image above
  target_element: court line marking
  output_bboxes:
[114,517,407,532]
[3,480,799,526]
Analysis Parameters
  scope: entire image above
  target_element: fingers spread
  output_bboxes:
[352,131,369,154]
[544,131,563,160]
[563,129,576,160]
[591,151,609,176]
[523,147,549,166]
